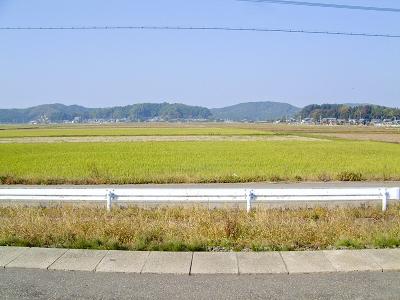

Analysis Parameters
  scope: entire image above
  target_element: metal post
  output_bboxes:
[246,190,254,213]
[106,190,114,211]
[394,187,400,200]
[381,188,388,212]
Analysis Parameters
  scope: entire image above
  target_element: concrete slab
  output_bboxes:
[96,250,149,273]
[141,252,192,274]
[365,249,400,271]
[6,248,67,269]
[191,252,238,274]
[324,250,382,272]
[49,249,107,272]
[281,251,336,274]
[0,247,28,267]
[237,252,287,274]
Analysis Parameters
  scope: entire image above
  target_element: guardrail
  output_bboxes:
[0,187,399,212]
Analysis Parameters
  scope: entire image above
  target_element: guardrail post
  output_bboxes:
[381,188,388,212]
[106,190,114,211]
[246,190,255,213]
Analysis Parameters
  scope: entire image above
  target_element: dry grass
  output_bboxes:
[243,124,400,134]
[313,133,400,144]
[1,205,399,251]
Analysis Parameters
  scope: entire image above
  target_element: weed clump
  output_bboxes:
[337,171,363,182]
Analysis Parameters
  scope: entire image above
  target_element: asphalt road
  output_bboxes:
[1,269,399,299]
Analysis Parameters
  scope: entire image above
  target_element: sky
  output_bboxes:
[0,0,399,109]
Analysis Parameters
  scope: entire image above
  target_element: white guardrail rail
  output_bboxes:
[0,187,399,212]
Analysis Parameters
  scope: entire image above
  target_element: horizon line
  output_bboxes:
[1,100,391,110]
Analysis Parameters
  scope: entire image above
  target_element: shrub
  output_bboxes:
[337,171,363,182]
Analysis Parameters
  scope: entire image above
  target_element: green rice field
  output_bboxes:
[1,140,400,184]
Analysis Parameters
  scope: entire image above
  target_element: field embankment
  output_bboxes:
[0,205,399,251]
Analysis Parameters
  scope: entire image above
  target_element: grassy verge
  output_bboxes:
[0,205,399,251]
[1,140,400,184]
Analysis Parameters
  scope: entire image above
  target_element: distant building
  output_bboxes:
[371,119,382,126]
[383,119,393,125]
[285,118,297,124]
[301,118,314,124]
[72,117,82,123]
[321,118,337,125]
[348,119,358,125]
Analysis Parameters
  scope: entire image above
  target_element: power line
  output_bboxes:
[238,0,400,12]
[0,25,399,38]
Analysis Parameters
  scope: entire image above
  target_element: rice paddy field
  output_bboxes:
[0,126,270,138]
[1,123,400,252]
[1,123,400,184]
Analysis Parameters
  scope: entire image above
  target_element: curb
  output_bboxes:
[1,247,399,275]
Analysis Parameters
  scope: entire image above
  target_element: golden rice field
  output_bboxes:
[1,124,400,184]
[1,140,400,184]
[0,126,270,138]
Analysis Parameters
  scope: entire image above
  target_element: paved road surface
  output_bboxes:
[1,268,399,299]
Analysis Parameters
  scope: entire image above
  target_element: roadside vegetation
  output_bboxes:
[1,140,400,184]
[1,205,399,251]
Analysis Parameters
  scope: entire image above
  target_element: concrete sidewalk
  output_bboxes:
[1,246,399,275]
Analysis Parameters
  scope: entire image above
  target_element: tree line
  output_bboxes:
[298,104,400,120]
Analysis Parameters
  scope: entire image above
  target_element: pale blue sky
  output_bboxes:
[0,0,399,109]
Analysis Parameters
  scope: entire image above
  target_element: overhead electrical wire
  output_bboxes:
[237,0,400,12]
[0,25,399,38]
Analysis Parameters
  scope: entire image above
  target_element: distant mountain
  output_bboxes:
[0,104,92,123]
[210,101,300,121]
[10,101,395,124]
[0,103,212,123]
[298,104,400,120]
[92,103,211,121]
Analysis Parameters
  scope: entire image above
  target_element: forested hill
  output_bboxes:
[210,101,300,121]
[298,104,400,120]
[0,101,301,123]
[4,102,397,124]
[0,103,212,123]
